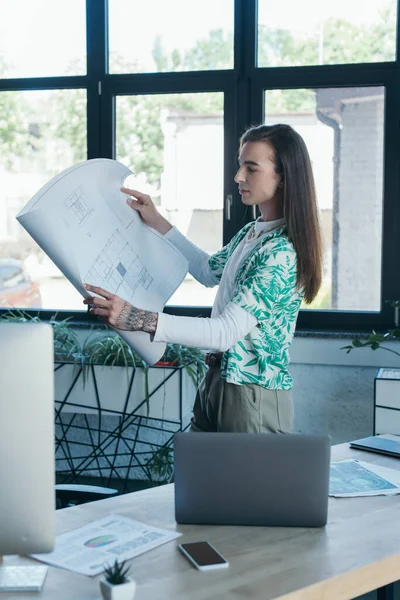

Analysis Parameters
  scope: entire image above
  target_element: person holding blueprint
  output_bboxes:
[17,157,189,366]
[85,124,323,434]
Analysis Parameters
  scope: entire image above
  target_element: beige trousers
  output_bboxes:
[190,366,293,434]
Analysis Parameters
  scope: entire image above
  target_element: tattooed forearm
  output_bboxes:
[141,310,158,334]
[115,302,158,334]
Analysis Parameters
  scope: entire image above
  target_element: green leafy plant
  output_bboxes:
[51,318,82,362]
[0,311,206,419]
[159,343,207,387]
[82,331,151,412]
[0,310,206,377]
[342,329,400,358]
[146,444,174,485]
[342,301,400,359]
[81,336,206,380]
[104,559,130,585]
[0,309,81,362]
[0,308,41,324]
[82,332,144,368]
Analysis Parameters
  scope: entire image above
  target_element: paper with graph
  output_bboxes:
[31,514,181,576]
[16,159,188,365]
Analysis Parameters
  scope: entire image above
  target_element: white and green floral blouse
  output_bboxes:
[208,222,303,390]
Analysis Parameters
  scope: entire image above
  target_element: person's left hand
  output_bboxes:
[83,284,158,334]
[83,284,134,329]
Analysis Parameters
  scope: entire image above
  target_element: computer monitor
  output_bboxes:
[0,322,55,588]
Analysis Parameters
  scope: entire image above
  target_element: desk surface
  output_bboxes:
[6,439,400,600]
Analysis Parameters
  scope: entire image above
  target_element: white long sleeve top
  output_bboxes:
[153,218,285,352]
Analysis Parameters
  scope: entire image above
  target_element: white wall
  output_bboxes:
[290,336,400,443]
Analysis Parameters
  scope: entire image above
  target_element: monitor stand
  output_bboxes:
[0,557,48,592]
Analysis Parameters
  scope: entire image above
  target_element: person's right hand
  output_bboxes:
[121,187,172,234]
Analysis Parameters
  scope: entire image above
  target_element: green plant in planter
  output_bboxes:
[104,559,131,584]
[51,318,82,362]
[160,343,207,387]
[0,311,207,419]
[81,337,207,415]
[101,558,136,599]
[82,331,150,411]
[147,444,174,485]
[82,332,144,368]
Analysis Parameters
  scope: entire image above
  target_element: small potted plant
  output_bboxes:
[100,559,136,600]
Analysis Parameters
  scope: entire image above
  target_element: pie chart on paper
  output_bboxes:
[84,534,118,548]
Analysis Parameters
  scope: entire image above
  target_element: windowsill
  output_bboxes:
[67,322,400,369]
[3,308,397,369]
[291,334,400,368]
[294,329,373,340]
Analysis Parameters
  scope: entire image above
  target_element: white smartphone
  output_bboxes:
[178,541,229,571]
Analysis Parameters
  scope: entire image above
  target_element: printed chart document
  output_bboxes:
[16,159,188,365]
[376,368,400,380]
[31,514,181,576]
[329,459,400,497]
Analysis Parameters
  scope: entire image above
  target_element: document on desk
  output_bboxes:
[329,459,400,497]
[31,514,181,576]
[16,159,188,365]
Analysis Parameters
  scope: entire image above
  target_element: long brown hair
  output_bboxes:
[240,123,323,304]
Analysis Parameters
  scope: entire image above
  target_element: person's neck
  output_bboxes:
[258,197,283,222]
[259,209,284,222]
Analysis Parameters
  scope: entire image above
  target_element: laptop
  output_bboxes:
[174,432,331,527]
[349,435,400,458]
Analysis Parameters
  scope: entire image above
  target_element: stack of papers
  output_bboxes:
[329,459,400,497]
[31,515,181,576]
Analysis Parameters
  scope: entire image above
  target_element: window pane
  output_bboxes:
[264,86,384,311]
[0,0,86,78]
[0,89,87,310]
[258,0,397,67]
[116,92,224,306]
[109,0,233,74]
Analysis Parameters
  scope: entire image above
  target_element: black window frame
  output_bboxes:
[0,0,399,332]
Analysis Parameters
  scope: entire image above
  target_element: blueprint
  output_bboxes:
[16,159,188,364]
[329,459,400,497]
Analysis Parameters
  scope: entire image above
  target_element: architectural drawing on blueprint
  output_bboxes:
[16,158,188,364]
[85,229,153,299]
[63,186,94,225]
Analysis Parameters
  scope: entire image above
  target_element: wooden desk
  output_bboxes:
[5,440,400,599]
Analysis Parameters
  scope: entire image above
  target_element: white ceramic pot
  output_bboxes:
[99,578,137,600]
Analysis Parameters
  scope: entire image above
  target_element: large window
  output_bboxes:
[116,92,224,306]
[265,87,385,312]
[0,0,86,78]
[0,89,86,310]
[108,0,234,74]
[258,0,397,67]
[0,0,399,331]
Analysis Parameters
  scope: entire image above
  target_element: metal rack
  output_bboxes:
[54,362,191,492]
